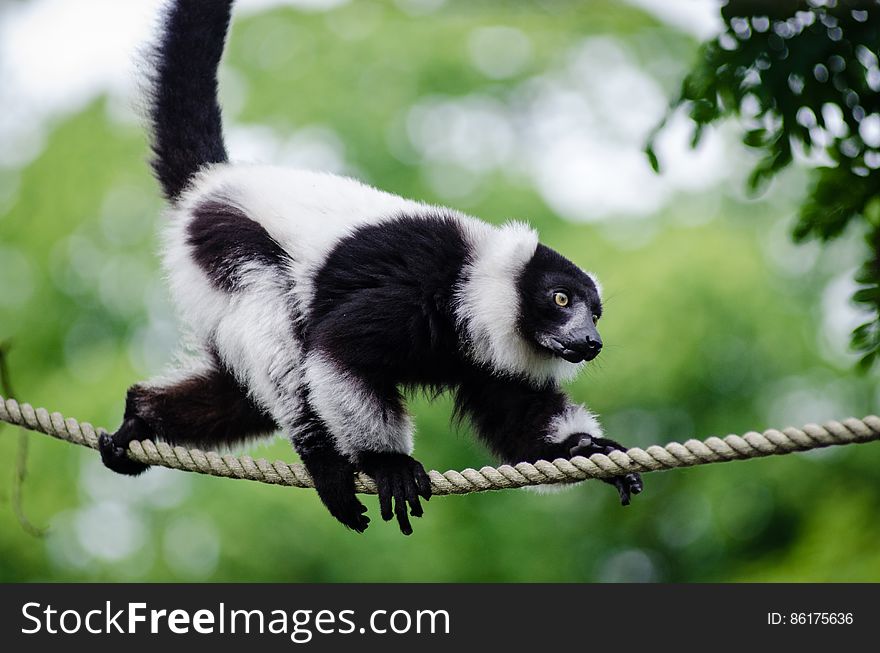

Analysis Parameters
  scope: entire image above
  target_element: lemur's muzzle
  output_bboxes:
[547,326,602,363]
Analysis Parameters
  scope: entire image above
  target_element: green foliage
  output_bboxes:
[648,0,880,368]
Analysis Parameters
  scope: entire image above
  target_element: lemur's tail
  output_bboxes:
[147,0,234,202]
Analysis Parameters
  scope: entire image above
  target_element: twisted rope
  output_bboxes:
[1,394,878,495]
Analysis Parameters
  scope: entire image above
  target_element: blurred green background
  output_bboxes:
[0,0,877,582]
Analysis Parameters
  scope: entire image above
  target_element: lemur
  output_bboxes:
[99,0,643,535]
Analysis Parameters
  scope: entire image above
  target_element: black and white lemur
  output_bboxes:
[99,0,643,535]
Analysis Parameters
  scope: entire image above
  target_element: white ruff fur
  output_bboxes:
[454,221,584,383]
[161,163,590,452]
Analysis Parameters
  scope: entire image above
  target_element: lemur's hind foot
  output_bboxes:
[357,452,432,536]
[98,416,152,476]
[569,435,643,506]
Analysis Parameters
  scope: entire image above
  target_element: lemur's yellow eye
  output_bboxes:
[554,292,569,307]
[592,314,599,325]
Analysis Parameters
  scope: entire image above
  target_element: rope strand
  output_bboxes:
[1,394,878,496]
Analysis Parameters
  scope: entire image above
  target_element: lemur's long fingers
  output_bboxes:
[392,476,413,535]
[609,476,631,506]
[626,473,644,495]
[602,476,630,506]
[405,476,423,518]
[606,473,643,506]
[414,463,432,501]
[377,475,394,522]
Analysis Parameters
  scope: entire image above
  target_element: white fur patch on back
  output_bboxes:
[453,220,583,384]
[303,352,414,458]
[546,403,603,444]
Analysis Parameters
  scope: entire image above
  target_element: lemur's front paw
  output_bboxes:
[310,462,371,533]
[98,427,151,476]
[357,452,432,536]
[569,434,643,506]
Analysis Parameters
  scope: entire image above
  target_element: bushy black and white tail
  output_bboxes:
[148,0,234,202]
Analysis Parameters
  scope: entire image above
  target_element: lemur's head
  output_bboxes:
[454,220,603,384]
[517,244,602,363]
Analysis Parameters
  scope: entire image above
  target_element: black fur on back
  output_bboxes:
[147,0,234,201]
[309,213,470,389]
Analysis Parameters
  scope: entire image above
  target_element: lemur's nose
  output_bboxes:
[569,334,602,361]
